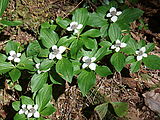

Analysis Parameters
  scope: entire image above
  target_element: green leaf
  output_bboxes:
[21,96,34,105]
[99,41,112,48]
[100,24,109,37]
[83,37,97,50]
[14,84,22,91]
[0,20,23,26]
[36,84,52,111]
[56,16,71,29]
[26,40,41,57]
[0,62,14,74]
[57,36,75,47]
[110,53,126,72]
[78,70,96,96]
[110,102,128,117]
[56,58,73,83]
[143,55,160,70]
[108,23,121,43]
[130,61,141,73]
[14,113,26,120]
[38,48,50,58]
[12,101,20,111]
[0,53,7,62]
[125,56,135,64]
[40,28,59,48]
[31,72,48,92]
[81,29,101,37]
[40,103,56,116]
[95,66,112,77]
[145,43,155,53]
[9,68,21,82]
[39,59,54,71]
[5,41,21,54]
[0,0,9,16]
[95,103,108,120]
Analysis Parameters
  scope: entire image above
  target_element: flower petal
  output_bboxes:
[14,58,21,63]
[70,21,78,26]
[37,70,41,74]
[34,104,38,110]
[82,56,89,62]
[16,53,21,57]
[22,104,26,109]
[82,63,88,69]
[27,105,32,110]
[111,16,118,22]
[59,46,66,53]
[66,27,72,31]
[106,13,112,17]
[91,57,96,62]
[27,113,33,118]
[49,53,56,60]
[120,43,127,48]
[143,53,147,57]
[74,29,79,34]
[8,56,14,61]
[77,24,83,29]
[111,45,116,49]
[116,40,121,44]
[9,50,16,56]
[25,110,28,115]
[34,111,40,118]
[137,55,143,61]
[19,109,24,114]
[89,63,96,71]
[56,53,62,60]
[135,51,139,54]
[115,47,120,52]
[140,47,146,52]
[110,7,116,12]
[52,45,57,51]
[35,63,40,69]
[116,11,122,16]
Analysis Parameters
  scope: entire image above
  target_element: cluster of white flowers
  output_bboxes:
[7,50,21,63]
[49,45,66,60]
[82,56,97,71]
[136,47,147,61]
[19,104,40,118]
[35,63,50,74]
[111,40,127,52]
[67,21,83,34]
[106,7,122,22]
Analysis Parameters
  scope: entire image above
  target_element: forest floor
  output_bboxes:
[0,0,160,120]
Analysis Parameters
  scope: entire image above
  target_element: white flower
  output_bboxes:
[67,21,83,34]
[106,7,122,22]
[7,50,21,63]
[111,40,127,52]
[136,47,147,61]
[19,104,29,115]
[35,63,50,74]
[27,104,40,118]
[82,56,97,71]
[49,45,66,60]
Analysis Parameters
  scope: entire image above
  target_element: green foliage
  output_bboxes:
[0,0,9,16]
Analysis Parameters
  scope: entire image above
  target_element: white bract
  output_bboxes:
[136,47,147,61]
[82,56,97,71]
[111,40,127,52]
[49,45,66,60]
[35,63,50,74]
[7,50,21,63]
[19,104,28,115]
[67,21,83,34]
[106,7,122,22]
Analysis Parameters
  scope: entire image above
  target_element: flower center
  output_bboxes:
[85,58,92,65]
[138,50,144,56]
[29,108,36,114]
[53,49,59,55]
[12,54,17,58]
[111,11,117,16]
[115,43,121,47]
[71,24,78,30]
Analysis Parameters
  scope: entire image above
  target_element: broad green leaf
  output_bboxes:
[95,66,112,77]
[110,102,128,117]
[0,62,14,74]
[56,16,71,29]
[0,53,7,62]
[39,59,54,71]
[137,40,146,49]
[56,58,73,83]
[108,23,121,43]
[36,84,52,111]
[14,84,22,91]
[41,22,50,29]
[87,12,107,27]
[9,68,21,82]
[96,5,110,17]
[57,36,75,47]
[40,103,56,116]
[130,61,141,73]
[14,113,26,120]
[40,28,59,48]
[125,56,135,64]
[26,40,41,57]
[5,41,21,54]
[99,41,112,48]
[12,101,20,111]
[21,96,34,105]
[110,53,126,72]
[0,0,9,16]
[0,20,23,26]
[82,37,97,50]
[145,43,155,53]
[100,24,109,37]
[143,55,160,70]
[38,48,50,57]
[95,103,108,120]
[31,72,48,92]
[81,29,101,37]
[78,70,96,96]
